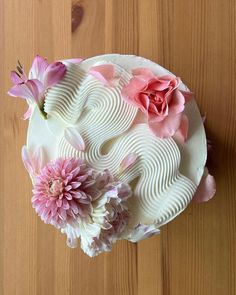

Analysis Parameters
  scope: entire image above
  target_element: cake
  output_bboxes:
[8,54,216,257]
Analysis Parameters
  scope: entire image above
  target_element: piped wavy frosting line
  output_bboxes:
[44,60,196,233]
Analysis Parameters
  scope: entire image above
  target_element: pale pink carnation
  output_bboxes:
[80,182,132,257]
[32,158,103,228]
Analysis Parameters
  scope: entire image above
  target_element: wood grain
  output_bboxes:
[0,0,235,294]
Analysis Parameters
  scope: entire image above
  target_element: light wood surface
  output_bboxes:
[1,0,235,294]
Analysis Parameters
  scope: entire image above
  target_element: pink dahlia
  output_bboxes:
[32,158,102,228]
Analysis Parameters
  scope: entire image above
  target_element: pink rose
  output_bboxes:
[122,68,192,139]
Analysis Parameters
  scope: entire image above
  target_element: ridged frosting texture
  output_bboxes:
[40,58,197,236]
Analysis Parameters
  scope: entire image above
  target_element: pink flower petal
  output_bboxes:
[29,55,49,81]
[138,93,150,113]
[64,127,85,151]
[202,114,206,124]
[8,83,33,101]
[43,61,66,89]
[180,90,194,102]
[26,79,44,104]
[132,68,155,79]
[169,89,185,114]
[21,146,34,175]
[89,64,115,86]
[149,113,182,138]
[32,146,46,174]
[23,106,33,120]
[121,77,147,102]
[22,145,46,177]
[65,58,83,64]
[174,114,189,142]
[193,169,216,203]
[8,79,44,104]
[148,79,171,91]
[120,153,138,173]
[10,71,24,84]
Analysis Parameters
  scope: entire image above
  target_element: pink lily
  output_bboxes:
[8,55,66,119]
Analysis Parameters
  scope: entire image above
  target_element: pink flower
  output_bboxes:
[89,64,115,86]
[8,55,66,119]
[80,182,132,257]
[122,68,192,139]
[21,145,46,179]
[32,158,102,228]
[193,168,216,203]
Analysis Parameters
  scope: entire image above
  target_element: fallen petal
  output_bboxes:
[64,127,85,151]
[21,145,34,175]
[65,58,83,64]
[32,146,47,174]
[193,168,216,203]
[120,153,138,173]
[89,64,115,86]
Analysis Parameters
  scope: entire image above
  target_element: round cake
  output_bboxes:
[8,54,215,257]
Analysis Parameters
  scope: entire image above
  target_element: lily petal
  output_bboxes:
[23,106,33,120]
[29,55,49,81]
[65,58,83,64]
[8,79,44,103]
[22,145,46,178]
[120,153,138,173]
[32,146,47,174]
[89,64,115,86]
[21,145,34,175]
[193,168,216,203]
[174,114,189,142]
[64,127,85,151]
[10,71,24,84]
[26,79,44,103]
[43,61,66,88]
[8,83,34,101]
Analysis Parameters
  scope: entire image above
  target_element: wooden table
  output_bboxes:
[0,1,235,294]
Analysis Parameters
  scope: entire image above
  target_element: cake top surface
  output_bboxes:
[8,54,215,257]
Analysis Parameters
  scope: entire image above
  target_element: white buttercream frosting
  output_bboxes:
[27,54,207,242]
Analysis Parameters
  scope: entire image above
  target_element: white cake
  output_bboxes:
[9,54,212,256]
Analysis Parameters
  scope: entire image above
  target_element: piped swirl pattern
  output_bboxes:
[44,60,196,232]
